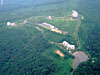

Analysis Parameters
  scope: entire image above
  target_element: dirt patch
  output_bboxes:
[72,51,88,69]
[36,26,43,32]
[55,50,64,57]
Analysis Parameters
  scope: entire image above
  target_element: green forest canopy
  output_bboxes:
[0,0,100,75]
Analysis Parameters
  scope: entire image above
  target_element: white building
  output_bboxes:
[63,41,69,46]
[23,20,27,24]
[42,22,55,29]
[47,16,52,20]
[72,10,79,18]
[7,22,16,26]
[63,41,75,50]
[68,50,72,54]
[92,60,95,63]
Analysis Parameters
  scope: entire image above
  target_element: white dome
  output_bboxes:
[7,22,11,26]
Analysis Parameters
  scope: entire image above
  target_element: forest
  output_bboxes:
[73,0,100,75]
[0,0,100,75]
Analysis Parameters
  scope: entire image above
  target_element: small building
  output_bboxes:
[68,50,72,54]
[39,22,55,29]
[92,60,95,63]
[63,41,69,46]
[72,10,79,19]
[67,45,75,50]
[7,22,16,26]
[81,16,84,19]
[63,41,75,50]
[23,20,27,24]
[47,16,52,20]
[38,22,67,35]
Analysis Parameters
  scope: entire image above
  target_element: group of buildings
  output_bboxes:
[38,22,67,35]
[7,22,17,26]
[6,10,77,50]
[63,41,75,50]
[47,10,79,20]
[62,10,79,50]
[38,11,77,50]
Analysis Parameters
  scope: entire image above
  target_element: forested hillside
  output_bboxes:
[0,0,76,75]
[0,0,100,75]
[73,0,100,75]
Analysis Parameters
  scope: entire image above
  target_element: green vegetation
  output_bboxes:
[73,0,100,75]
[0,0,100,75]
[0,0,77,74]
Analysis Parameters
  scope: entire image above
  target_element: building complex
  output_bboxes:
[63,41,75,50]
[38,22,68,35]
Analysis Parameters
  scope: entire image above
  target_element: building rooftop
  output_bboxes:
[63,41,75,50]
[72,10,79,18]
[7,22,16,26]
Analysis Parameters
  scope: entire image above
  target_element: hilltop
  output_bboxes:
[0,0,100,75]
[4,9,88,75]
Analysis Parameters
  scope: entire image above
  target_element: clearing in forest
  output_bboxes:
[72,51,88,69]
[55,50,64,57]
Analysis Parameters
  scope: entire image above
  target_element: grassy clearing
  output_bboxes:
[42,45,73,75]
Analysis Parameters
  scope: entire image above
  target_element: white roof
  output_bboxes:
[7,22,16,26]
[63,41,75,50]
[42,22,54,28]
[63,41,69,44]
[72,10,78,17]
[68,44,75,46]
[7,22,11,26]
